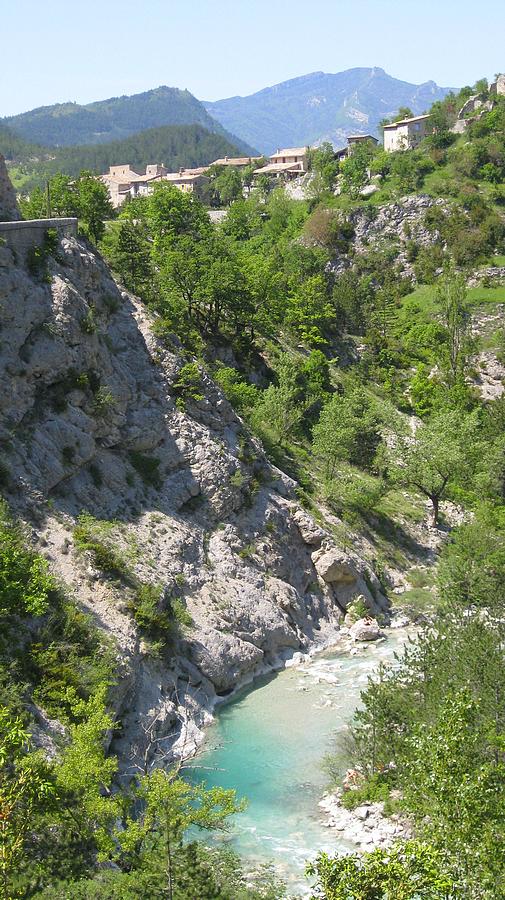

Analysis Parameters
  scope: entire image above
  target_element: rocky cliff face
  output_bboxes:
[0,153,21,221]
[329,195,449,280]
[0,226,388,769]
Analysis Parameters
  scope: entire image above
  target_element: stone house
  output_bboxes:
[269,147,308,171]
[383,113,432,152]
[335,134,379,162]
[211,155,263,168]
[101,172,140,208]
[383,114,432,152]
[347,134,379,149]
[252,146,309,181]
[101,165,166,208]
[102,163,208,207]
[252,160,304,181]
[163,171,209,199]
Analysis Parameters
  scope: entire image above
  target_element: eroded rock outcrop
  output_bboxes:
[329,195,449,280]
[320,794,412,849]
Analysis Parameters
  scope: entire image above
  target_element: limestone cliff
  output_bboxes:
[0,222,388,769]
[329,195,449,280]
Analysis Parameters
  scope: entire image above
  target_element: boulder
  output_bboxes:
[292,509,326,546]
[360,184,380,198]
[312,548,358,584]
[354,804,370,821]
[350,617,382,642]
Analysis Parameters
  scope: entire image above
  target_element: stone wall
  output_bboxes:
[0,218,78,262]
[0,154,21,222]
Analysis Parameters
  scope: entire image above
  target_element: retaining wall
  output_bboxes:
[0,218,78,261]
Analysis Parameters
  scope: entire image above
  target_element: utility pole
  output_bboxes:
[46,180,51,218]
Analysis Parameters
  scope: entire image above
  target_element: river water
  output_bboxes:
[188,629,409,896]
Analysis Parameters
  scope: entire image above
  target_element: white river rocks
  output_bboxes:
[319,794,413,849]
[0,227,389,770]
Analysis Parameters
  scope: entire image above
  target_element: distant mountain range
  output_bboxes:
[1,69,457,188]
[204,67,455,154]
[2,86,256,155]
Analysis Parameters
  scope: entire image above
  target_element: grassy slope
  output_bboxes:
[405,282,505,311]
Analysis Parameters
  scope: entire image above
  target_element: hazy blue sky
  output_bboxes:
[2,0,505,116]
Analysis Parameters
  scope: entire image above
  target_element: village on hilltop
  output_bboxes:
[100,73,505,208]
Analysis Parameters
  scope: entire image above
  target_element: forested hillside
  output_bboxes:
[1,77,505,899]
[2,85,255,153]
[2,123,245,191]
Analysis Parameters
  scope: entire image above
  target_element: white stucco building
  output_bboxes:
[383,114,432,152]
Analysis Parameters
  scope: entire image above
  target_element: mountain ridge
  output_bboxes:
[204,67,455,153]
[3,85,257,156]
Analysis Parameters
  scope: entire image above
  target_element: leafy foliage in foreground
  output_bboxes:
[308,841,456,899]
[0,504,285,900]
[321,503,505,898]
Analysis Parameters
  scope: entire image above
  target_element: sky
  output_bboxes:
[2,0,505,117]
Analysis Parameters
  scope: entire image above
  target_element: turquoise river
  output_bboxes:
[188,628,409,896]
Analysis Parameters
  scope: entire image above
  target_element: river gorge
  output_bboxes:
[188,627,410,896]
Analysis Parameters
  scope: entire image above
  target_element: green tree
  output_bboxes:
[340,142,378,198]
[437,505,505,610]
[213,366,260,414]
[333,270,373,333]
[435,264,473,384]
[387,409,481,526]
[118,768,243,900]
[300,350,331,401]
[238,250,284,335]
[0,709,54,900]
[409,364,443,417]
[369,282,398,340]
[145,182,210,253]
[222,196,263,241]
[212,167,243,206]
[251,359,307,446]
[101,219,153,296]
[20,174,77,219]
[404,691,505,896]
[75,172,113,244]
[307,841,455,900]
[286,275,334,345]
[0,502,53,620]
[55,691,120,860]
[313,390,384,477]
[306,142,339,198]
